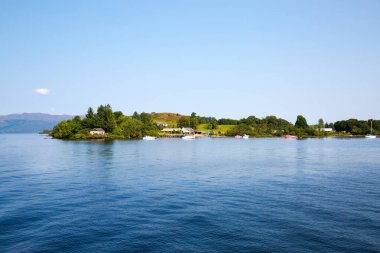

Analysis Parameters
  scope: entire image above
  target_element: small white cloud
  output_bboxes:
[35,88,49,95]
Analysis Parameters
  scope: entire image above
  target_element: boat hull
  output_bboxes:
[283,135,297,140]
[143,136,156,140]
[182,136,195,140]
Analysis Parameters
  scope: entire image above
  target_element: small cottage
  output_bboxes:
[90,128,106,135]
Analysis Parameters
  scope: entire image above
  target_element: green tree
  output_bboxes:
[139,112,158,135]
[240,116,261,126]
[132,111,140,120]
[177,116,190,128]
[95,104,116,133]
[208,118,218,130]
[295,115,308,129]
[86,107,95,119]
[190,112,199,128]
[226,123,253,136]
[218,118,238,125]
[140,112,154,125]
[113,111,124,121]
[82,107,96,128]
[51,120,78,139]
[318,118,324,131]
[334,119,368,135]
[120,117,144,139]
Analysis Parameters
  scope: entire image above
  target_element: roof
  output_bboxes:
[90,128,105,131]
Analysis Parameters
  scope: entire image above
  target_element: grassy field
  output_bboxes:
[197,124,235,134]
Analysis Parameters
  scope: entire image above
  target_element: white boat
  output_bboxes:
[143,136,156,140]
[235,135,242,138]
[242,134,249,139]
[182,120,196,140]
[182,135,195,140]
[365,121,376,139]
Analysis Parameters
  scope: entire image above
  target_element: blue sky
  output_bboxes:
[1,0,379,123]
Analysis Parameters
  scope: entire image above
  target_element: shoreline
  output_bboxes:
[45,134,377,141]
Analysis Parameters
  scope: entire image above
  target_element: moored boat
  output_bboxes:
[283,135,297,140]
[365,121,376,139]
[143,136,156,140]
[182,135,195,140]
[365,134,376,139]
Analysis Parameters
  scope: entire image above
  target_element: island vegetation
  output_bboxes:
[50,104,379,140]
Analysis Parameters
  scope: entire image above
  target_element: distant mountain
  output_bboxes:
[0,113,72,133]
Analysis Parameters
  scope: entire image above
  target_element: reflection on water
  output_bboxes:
[0,134,379,252]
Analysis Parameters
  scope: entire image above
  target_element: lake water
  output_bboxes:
[0,134,379,252]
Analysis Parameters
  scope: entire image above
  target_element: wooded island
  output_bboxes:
[50,104,379,140]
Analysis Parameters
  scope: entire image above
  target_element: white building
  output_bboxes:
[161,128,182,133]
[156,122,169,127]
[322,128,334,132]
[90,128,106,135]
[182,128,195,134]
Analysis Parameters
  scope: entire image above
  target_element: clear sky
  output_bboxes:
[1,0,379,123]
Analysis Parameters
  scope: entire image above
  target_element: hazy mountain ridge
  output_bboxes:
[0,113,73,133]
[0,113,72,122]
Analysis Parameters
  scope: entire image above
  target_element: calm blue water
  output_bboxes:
[0,134,379,252]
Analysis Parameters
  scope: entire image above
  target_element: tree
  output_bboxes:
[295,115,308,129]
[240,116,261,127]
[190,112,199,129]
[262,116,293,133]
[120,117,144,139]
[318,118,324,130]
[140,112,154,125]
[51,120,78,139]
[139,112,158,135]
[208,118,218,130]
[218,118,238,125]
[177,116,190,128]
[95,104,116,133]
[82,107,96,128]
[113,111,123,121]
[334,119,368,135]
[86,107,94,119]
[132,111,140,120]
[226,123,253,136]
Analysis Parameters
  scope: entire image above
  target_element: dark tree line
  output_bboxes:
[334,119,379,135]
[51,105,159,139]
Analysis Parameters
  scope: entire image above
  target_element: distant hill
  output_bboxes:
[151,112,182,126]
[0,113,72,133]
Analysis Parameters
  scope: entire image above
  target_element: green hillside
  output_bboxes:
[197,124,235,134]
[151,112,182,126]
